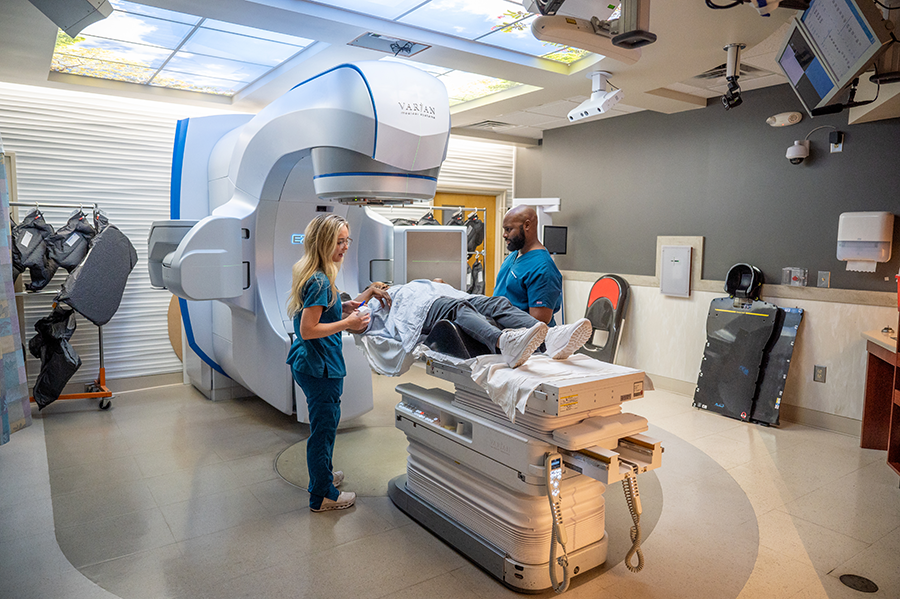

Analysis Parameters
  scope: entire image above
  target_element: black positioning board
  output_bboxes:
[693,298,779,422]
[750,307,803,426]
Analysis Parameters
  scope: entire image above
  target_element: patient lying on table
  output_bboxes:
[353,279,591,376]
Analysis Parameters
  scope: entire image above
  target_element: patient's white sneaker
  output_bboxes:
[332,471,344,488]
[544,318,593,360]
[311,491,356,512]
[498,322,548,368]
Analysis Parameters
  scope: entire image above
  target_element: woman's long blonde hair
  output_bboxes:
[286,214,348,318]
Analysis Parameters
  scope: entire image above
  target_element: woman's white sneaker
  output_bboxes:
[498,322,548,368]
[544,318,593,360]
[332,470,344,488]
[311,491,356,512]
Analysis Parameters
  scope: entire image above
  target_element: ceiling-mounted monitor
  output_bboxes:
[776,0,892,116]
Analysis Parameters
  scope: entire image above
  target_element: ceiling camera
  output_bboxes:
[722,43,746,111]
[786,140,809,164]
[722,78,742,110]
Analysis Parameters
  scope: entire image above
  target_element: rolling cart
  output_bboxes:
[9,200,114,410]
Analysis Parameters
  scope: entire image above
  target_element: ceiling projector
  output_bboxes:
[526,0,656,64]
[568,70,623,122]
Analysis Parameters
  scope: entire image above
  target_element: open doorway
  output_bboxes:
[434,192,498,295]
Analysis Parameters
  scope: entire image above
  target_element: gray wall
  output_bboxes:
[542,84,900,291]
[514,144,543,199]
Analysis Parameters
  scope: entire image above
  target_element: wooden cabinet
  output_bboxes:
[862,322,900,479]
[862,338,895,450]
[889,309,900,477]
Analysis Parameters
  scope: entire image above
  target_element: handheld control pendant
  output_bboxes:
[545,452,569,593]
[546,453,567,546]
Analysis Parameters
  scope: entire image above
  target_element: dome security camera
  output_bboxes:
[786,140,810,165]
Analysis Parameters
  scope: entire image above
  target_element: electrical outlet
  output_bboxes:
[814,365,827,383]
[830,142,843,153]
[817,271,830,288]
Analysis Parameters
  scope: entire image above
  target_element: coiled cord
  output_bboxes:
[622,467,644,573]
[548,501,570,593]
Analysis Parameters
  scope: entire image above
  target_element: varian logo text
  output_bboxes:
[398,101,436,119]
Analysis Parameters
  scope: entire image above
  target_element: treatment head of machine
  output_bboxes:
[228,61,451,204]
[311,147,442,204]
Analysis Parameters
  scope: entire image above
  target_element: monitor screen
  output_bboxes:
[778,24,834,114]
[777,0,889,115]
[543,225,567,255]
[801,0,880,85]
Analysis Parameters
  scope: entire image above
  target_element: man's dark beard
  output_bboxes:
[506,226,525,252]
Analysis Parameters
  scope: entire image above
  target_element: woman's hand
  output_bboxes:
[345,310,370,334]
[342,300,362,316]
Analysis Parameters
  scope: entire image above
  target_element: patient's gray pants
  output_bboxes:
[421,295,539,351]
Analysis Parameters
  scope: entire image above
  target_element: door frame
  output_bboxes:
[436,184,508,282]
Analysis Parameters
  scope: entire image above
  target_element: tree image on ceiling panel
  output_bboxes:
[51,31,232,96]
[495,10,589,64]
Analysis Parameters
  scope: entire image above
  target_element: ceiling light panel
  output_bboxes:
[441,69,521,104]
[163,53,271,82]
[74,10,195,48]
[476,14,588,63]
[53,54,158,84]
[398,0,526,40]
[381,56,524,105]
[106,0,200,24]
[151,70,248,95]
[50,0,315,96]
[180,29,305,66]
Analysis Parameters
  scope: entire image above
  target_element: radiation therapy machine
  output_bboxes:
[147,61,466,421]
[147,61,662,593]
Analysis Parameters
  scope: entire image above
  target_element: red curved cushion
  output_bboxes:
[587,278,622,311]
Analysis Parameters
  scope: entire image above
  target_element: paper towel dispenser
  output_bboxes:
[837,212,894,273]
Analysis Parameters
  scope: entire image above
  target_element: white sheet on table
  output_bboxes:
[353,280,471,376]
[469,353,642,423]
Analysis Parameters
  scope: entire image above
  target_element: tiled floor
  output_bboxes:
[1,365,899,598]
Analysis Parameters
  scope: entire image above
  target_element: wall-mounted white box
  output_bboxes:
[660,245,692,298]
[837,211,894,272]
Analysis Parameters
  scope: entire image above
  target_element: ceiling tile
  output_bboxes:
[526,99,581,118]
[496,110,559,126]
[664,82,718,99]
[494,125,544,139]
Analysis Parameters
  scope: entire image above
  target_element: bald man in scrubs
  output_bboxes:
[494,205,563,326]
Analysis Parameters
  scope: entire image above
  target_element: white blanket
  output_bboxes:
[353,280,470,376]
[470,353,632,422]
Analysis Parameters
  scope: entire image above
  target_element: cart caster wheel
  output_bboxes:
[86,383,100,393]
[99,398,111,410]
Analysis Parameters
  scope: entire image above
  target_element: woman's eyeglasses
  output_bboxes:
[337,238,353,247]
